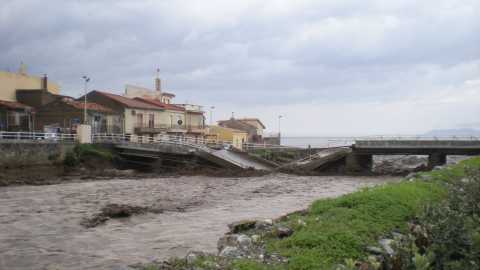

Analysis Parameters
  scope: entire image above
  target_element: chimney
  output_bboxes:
[155,68,161,92]
[41,74,48,90]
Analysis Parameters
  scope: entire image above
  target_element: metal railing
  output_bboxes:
[0,131,77,143]
[92,133,233,150]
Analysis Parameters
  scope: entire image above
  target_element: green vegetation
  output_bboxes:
[63,144,114,167]
[264,181,445,269]
[261,157,480,269]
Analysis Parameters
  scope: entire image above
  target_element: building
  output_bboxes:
[84,90,173,137]
[217,117,265,143]
[124,72,206,138]
[176,104,206,136]
[124,70,176,104]
[133,97,188,136]
[0,66,60,102]
[236,118,266,137]
[207,126,248,150]
[0,100,34,131]
[34,97,122,133]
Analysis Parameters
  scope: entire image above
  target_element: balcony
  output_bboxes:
[135,123,177,134]
[134,123,206,134]
[187,124,206,134]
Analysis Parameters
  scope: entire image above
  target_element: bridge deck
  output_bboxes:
[354,140,480,155]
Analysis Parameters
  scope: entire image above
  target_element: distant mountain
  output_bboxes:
[424,128,480,137]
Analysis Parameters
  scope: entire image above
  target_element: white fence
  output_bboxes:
[0,132,77,142]
[92,133,234,150]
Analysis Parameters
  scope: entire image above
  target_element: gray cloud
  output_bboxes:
[1,0,480,135]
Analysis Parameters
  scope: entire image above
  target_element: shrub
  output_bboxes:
[419,168,480,270]
[63,150,79,167]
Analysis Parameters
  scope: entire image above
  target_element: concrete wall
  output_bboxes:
[0,142,73,168]
[0,71,60,101]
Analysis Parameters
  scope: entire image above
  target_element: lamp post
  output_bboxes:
[82,76,90,124]
[209,106,215,125]
[278,115,283,136]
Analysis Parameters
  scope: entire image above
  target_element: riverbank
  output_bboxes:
[140,157,480,270]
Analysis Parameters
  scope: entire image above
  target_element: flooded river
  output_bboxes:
[0,174,396,270]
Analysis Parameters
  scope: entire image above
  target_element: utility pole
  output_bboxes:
[82,76,90,124]
[278,115,283,137]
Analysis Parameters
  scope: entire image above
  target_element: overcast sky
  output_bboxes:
[2,0,480,136]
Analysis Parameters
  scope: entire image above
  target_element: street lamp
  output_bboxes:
[209,106,215,125]
[278,115,283,137]
[82,76,90,124]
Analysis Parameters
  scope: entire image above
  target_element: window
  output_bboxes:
[136,113,143,127]
[148,114,154,128]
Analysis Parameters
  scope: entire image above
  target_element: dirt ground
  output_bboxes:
[0,173,397,270]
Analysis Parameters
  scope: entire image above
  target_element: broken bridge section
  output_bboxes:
[113,142,275,171]
[280,147,352,173]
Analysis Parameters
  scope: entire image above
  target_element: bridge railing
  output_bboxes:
[92,133,234,150]
[355,135,480,141]
[0,131,78,143]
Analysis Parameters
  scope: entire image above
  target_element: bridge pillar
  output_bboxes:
[345,153,372,174]
[428,153,446,169]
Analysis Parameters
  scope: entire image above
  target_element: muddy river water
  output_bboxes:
[0,174,396,270]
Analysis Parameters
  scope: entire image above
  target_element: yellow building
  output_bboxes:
[208,125,248,150]
[0,68,60,102]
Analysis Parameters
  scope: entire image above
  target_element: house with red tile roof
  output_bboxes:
[34,97,122,133]
[121,73,207,137]
[82,90,173,136]
[0,100,34,131]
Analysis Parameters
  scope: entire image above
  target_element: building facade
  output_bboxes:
[34,97,122,133]
[0,100,34,131]
[217,117,265,143]
[0,69,59,102]
[208,125,248,150]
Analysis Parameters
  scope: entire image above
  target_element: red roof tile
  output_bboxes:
[63,99,114,113]
[134,97,185,112]
[0,100,33,110]
[92,91,164,110]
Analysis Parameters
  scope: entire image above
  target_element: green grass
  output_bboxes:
[74,144,113,161]
[255,157,480,270]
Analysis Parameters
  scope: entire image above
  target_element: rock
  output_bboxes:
[379,239,395,256]
[275,226,293,238]
[366,246,384,255]
[433,165,444,171]
[391,232,405,240]
[237,234,252,249]
[217,234,251,251]
[255,219,273,230]
[186,251,204,265]
[419,174,432,181]
[297,219,306,226]
[251,234,261,243]
[219,246,243,258]
[228,220,257,233]
[405,172,417,180]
